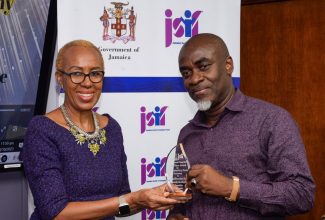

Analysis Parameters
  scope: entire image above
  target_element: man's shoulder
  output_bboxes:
[179,121,192,131]
[244,94,290,116]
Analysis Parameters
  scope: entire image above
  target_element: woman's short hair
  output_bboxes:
[56,40,104,70]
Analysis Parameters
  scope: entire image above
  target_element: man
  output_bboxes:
[167,33,315,219]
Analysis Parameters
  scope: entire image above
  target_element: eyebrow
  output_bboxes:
[193,57,210,65]
[179,57,211,71]
[66,66,82,70]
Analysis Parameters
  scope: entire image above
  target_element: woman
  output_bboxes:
[21,40,179,220]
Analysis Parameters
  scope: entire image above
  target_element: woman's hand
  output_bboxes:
[132,183,181,210]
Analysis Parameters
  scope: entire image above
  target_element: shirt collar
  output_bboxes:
[226,89,246,112]
[189,89,247,126]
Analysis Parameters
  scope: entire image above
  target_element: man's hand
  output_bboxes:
[186,164,233,197]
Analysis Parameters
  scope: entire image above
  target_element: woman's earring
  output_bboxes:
[56,82,63,93]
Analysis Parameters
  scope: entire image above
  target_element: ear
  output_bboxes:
[225,56,234,76]
[55,71,63,87]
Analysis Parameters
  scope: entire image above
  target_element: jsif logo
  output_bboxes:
[165,9,202,47]
[140,106,168,134]
[141,209,167,220]
[141,157,167,185]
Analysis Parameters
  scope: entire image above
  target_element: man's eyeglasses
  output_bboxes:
[57,70,105,84]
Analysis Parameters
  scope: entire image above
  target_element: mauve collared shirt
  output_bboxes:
[168,90,315,220]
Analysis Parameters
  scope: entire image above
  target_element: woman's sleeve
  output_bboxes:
[119,143,131,195]
[21,118,68,219]
[117,124,131,195]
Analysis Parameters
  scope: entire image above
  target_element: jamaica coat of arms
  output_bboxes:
[100,1,136,43]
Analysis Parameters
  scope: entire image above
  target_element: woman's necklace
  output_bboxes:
[60,105,107,156]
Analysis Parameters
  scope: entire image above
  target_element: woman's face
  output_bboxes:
[56,46,104,113]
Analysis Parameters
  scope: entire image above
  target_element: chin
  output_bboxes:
[76,102,97,111]
[197,100,212,111]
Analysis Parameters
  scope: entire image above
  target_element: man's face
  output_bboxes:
[178,40,232,110]
[56,46,104,112]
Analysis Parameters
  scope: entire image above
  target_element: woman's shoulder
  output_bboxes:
[28,113,65,134]
[23,115,65,146]
[28,115,54,127]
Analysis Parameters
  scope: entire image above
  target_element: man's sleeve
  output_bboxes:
[238,110,315,215]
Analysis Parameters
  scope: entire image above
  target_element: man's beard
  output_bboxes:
[197,100,212,111]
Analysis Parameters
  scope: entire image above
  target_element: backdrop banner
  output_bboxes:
[56,1,240,219]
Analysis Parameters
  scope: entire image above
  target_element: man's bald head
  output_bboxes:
[179,33,230,64]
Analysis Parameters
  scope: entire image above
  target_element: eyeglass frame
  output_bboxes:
[57,69,105,84]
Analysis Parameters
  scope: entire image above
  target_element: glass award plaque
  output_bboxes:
[165,143,192,200]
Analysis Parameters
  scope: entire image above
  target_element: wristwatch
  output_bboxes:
[118,195,131,216]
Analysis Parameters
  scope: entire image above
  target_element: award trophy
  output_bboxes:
[165,143,192,200]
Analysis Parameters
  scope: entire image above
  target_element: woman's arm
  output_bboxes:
[55,185,178,220]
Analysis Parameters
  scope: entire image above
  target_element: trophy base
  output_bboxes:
[167,192,192,201]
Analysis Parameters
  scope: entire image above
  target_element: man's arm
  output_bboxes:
[182,110,315,216]
[238,111,315,215]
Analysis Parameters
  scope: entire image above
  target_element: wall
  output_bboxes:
[0,171,28,219]
[241,0,325,219]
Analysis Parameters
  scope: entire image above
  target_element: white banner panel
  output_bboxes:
[57,1,240,78]
[55,1,241,219]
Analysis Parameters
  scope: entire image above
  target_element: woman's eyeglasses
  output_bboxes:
[57,69,104,84]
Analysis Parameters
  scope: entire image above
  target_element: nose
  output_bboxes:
[81,74,93,87]
[188,69,203,85]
